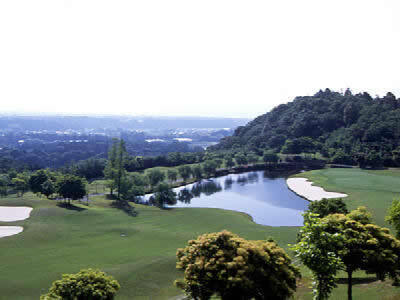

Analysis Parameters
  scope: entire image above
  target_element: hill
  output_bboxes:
[212,89,400,167]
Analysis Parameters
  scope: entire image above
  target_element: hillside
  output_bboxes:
[212,89,400,167]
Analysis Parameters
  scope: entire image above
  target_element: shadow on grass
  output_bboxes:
[57,202,87,211]
[111,200,137,217]
[336,277,380,285]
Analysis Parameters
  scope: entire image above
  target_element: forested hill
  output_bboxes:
[211,89,400,167]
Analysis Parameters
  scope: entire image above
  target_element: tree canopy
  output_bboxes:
[176,230,300,300]
[212,89,400,167]
[293,207,400,300]
[40,268,120,300]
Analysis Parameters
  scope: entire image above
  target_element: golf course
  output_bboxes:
[1,167,400,299]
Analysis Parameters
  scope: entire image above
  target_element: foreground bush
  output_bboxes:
[175,230,300,300]
[40,268,120,300]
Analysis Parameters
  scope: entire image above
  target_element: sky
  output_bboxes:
[0,0,399,118]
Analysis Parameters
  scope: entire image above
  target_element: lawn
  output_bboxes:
[0,168,400,299]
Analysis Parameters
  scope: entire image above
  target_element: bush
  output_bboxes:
[40,269,120,300]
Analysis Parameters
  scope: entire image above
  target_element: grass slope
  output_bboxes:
[0,194,296,300]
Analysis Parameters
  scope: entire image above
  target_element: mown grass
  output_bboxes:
[0,168,399,299]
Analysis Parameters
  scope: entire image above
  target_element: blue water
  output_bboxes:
[144,171,309,226]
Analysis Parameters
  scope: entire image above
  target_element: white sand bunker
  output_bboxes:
[287,178,348,201]
[0,206,32,222]
[0,206,32,239]
[0,226,23,238]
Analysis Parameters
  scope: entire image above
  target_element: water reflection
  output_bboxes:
[143,170,309,226]
[179,181,222,203]
[177,172,261,203]
[224,177,233,190]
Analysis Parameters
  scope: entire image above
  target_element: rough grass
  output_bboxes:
[0,168,399,299]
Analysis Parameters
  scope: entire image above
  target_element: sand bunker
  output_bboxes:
[287,178,348,201]
[0,206,32,222]
[0,206,32,238]
[0,226,23,238]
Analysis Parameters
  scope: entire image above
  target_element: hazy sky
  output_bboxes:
[0,0,399,118]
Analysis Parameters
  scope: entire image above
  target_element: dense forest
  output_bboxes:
[212,89,400,167]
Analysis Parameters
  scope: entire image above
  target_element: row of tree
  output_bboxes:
[0,168,87,204]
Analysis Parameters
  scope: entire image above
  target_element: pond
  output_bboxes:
[144,171,309,226]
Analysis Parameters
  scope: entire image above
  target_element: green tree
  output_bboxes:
[246,152,259,164]
[225,156,235,168]
[192,165,203,180]
[167,169,178,183]
[104,139,128,200]
[234,153,247,165]
[29,169,49,195]
[104,139,118,196]
[263,151,279,164]
[57,175,87,205]
[147,169,165,187]
[176,230,300,300]
[152,182,176,209]
[292,213,343,300]
[115,139,127,200]
[386,199,400,238]
[41,179,56,199]
[307,198,348,218]
[40,268,120,300]
[296,208,400,300]
[178,165,192,182]
[0,174,10,197]
[11,172,30,197]
[130,172,148,187]
[203,160,218,177]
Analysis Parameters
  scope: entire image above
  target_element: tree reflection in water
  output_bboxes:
[177,181,222,204]
[224,177,233,190]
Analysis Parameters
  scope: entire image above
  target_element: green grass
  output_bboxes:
[0,193,297,300]
[1,168,400,299]
[292,168,400,227]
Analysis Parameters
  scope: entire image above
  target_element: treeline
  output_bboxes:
[0,138,200,172]
[0,169,86,205]
[212,89,400,168]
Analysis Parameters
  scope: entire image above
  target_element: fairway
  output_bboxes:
[1,168,400,299]
[0,194,296,299]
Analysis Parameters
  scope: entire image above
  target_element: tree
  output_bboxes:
[130,172,148,187]
[234,153,247,165]
[386,199,400,238]
[246,152,259,164]
[0,174,10,197]
[291,213,343,300]
[307,198,348,218]
[57,175,87,205]
[147,169,165,187]
[11,172,29,197]
[176,230,300,300]
[295,208,400,300]
[225,156,235,168]
[115,139,127,200]
[192,165,203,180]
[41,179,56,199]
[29,169,49,195]
[203,160,218,177]
[178,165,192,182]
[40,268,120,300]
[104,141,118,196]
[167,169,178,183]
[153,182,176,209]
[263,151,279,164]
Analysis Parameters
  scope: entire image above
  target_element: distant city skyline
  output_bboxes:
[1,0,399,118]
